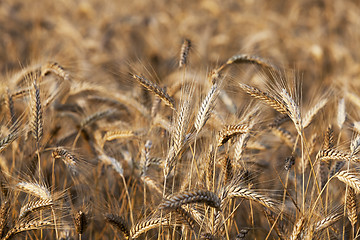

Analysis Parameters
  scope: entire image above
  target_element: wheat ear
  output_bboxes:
[3,220,53,240]
[194,83,219,133]
[174,207,197,230]
[302,98,328,128]
[164,98,191,177]
[159,190,221,210]
[238,83,288,114]
[74,210,88,235]
[130,217,169,239]
[80,109,115,129]
[346,187,357,226]
[217,124,248,147]
[314,213,341,233]
[280,88,302,135]
[19,199,53,219]
[0,201,10,238]
[222,156,233,184]
[226,184,278,211]
[105,213,130,239]
[52,147,78,175]
[289,216,305,240]
[317,149,360,163]
[31,80,43,145]
[6,89,15,124]
[0,124,21,153]
[224,54,277,71]
[16,181,52,201]
[179,39,191,68]
[335,171,360,193]
[40,62,70,82]
[132,74,175,109]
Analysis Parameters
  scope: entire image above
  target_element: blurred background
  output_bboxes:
[0,0,359,87]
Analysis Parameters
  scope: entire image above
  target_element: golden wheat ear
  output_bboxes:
[346,187,357,227]
[194,82,219,134]
[238,83,288,114]
[132,74,175,109]
[130,216,170,239]
[2,219,53,240]
[19,198,54,220]
[289,216,306,240]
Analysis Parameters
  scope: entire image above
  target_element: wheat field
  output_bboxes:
[0,0,360,239]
